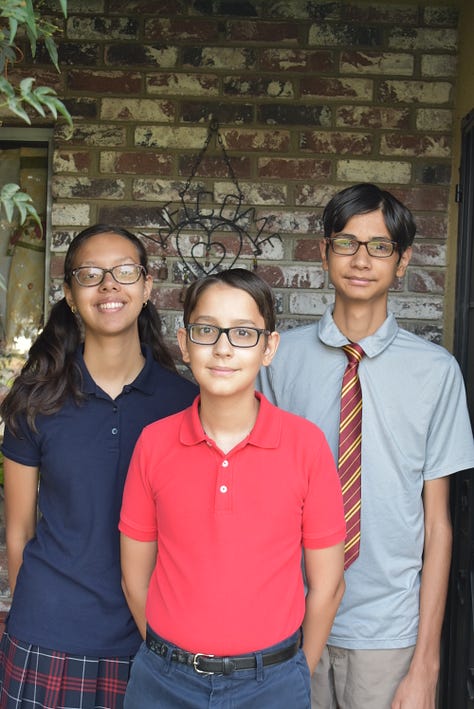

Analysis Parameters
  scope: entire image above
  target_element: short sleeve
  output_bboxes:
[424,357,474,479]
[301,426,346,549]
[2,416,40,467]
[119,433,159,541]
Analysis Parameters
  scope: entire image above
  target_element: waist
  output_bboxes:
[145,626,302,676]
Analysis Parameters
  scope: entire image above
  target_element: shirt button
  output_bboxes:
[111,428,118,435]
[219,485,228,494]
[222,460,229,467]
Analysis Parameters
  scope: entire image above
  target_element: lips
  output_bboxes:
[97,301,125,311]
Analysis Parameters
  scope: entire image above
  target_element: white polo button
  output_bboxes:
[111,428,118,435]
[222,460,229,467]
[219,485,228,494]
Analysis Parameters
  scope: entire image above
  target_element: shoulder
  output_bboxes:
[274,322,320,358]
[263,395,327,440]
[148,361,198,393]
[394,328,459,369]
[141,405,190,437]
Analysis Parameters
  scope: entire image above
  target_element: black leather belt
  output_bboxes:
[145,628,301,675]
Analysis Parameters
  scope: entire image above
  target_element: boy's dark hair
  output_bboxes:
[323,183,416,253]
[2,224,176,435]
[182,268,276,333]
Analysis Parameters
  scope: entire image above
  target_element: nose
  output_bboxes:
[351,242,372,267]
[213,330,233,355]
[99,270,119,289]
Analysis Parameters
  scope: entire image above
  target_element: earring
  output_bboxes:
[70,304,77,314]
[142,301,148,309]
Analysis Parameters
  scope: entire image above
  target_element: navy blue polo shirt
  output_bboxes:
[2,346,197,656]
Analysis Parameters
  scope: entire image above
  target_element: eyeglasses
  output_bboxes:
[327,236,397,258]
[71,264,146,287]
[186,324,270,348]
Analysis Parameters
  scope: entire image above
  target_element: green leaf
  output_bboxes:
[0,41,17,74]
[44,35,59,71]
[0,75,16,99]
[0,183,41,230]
[0,183,21,222]
[54,97,73,127]
[58,0,68,18]
[6,95,31,123]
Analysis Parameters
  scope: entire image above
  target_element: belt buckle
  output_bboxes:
[193,652,215,674]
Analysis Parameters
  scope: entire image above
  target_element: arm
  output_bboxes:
[120,533,157,639]
[302,542,345,674]
[392,476,452,709]
[3,458,38,595]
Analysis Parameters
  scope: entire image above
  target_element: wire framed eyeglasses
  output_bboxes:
[186,324,270,348]
[71,264,146,287]
[327,236,398,258]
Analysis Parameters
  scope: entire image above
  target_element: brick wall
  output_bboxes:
[6,0,460,347]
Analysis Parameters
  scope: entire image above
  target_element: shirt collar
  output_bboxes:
[180,391,281,449]
[76,344,157,397]
[318,304,399,358]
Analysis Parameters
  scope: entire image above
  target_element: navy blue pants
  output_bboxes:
[124,630,311,708]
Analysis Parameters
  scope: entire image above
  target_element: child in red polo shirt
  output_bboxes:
[119,268,346,709]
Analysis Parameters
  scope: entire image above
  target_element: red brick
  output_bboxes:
[101,151,173,175]
[381,133,451,158]
[226,20,299,43]
[67,70,141,94]
[221,129,290,152]
[407,269,445,293]
[389,186,449,212]
[258,158,331,180]
[50,254,66,278]
[300,131,373,155]
[343,5,419,24]
[178,156,251,180]
[260,48,334,73]
[144,18,219,42]
[336,106,410,129]
[301,77,372,100]
[414,215,448,240]
[294,238,323,262]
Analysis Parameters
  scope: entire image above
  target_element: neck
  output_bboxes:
[83,334,145,398]
[199,391,259,454]
[332,299,388,342]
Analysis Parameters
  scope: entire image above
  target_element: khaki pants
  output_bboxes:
[311,645,415,709]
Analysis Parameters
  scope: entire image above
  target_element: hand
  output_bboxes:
[391,668,437,709]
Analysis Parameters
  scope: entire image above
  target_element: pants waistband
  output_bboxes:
[145,627,301,676]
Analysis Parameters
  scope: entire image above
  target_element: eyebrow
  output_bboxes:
[192,316,260,326]
[334,232,393,240]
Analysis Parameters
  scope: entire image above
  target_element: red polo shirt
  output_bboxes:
[120,392,345,655]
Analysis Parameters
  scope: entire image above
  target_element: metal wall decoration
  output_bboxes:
[142,119,281,284]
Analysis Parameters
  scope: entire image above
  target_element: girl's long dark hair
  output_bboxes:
[1,225,176,435]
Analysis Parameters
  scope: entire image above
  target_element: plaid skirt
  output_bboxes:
[0,632,133,709]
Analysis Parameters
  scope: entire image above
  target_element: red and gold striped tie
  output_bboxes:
[339,343,364,569]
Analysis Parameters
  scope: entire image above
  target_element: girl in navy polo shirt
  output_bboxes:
[0,225,197,709]
[120,269,346,709]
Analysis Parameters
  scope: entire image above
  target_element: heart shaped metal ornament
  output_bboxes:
[141,119,281,282]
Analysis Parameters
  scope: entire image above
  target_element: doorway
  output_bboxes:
[439,108,474,708]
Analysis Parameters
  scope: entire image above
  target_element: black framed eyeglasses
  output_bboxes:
[71,264,146,287]
[186,324,270,348]
[327,236,398,258]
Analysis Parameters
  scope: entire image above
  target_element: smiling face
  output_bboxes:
[63,231,152,340]
[177,282,279,401]
[320,208,412,316]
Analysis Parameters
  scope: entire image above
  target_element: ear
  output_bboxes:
[177,326,191,364]
[396,246,412,279]
[143,273,153,303]
[63,283,75,311]
[319,239,329,271]
[262,331,280,367]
